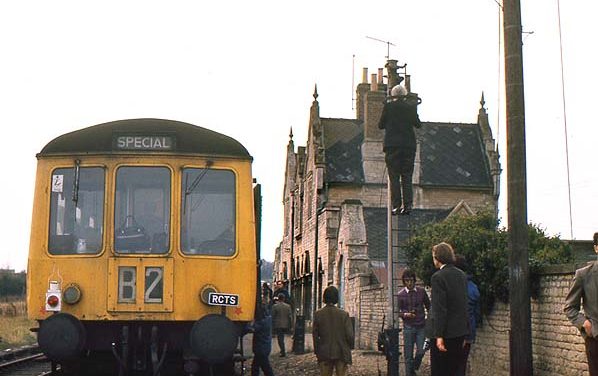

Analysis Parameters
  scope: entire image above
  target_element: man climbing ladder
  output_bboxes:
[378,84,422,215]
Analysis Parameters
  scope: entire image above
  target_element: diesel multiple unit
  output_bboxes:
[27,119,259,375]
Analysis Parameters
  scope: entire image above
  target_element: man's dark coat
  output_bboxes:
[431,264,470,339]
[378,98,421,151]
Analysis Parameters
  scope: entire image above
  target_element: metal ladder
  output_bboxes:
[384,181,415,376]
[389,213,413,327]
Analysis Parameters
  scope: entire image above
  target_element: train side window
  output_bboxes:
[181,168,236,256]
[114,166,171,254]
[49,167,105,255]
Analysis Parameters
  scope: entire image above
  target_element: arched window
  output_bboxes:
[307,177,313,219]
[317,257,324,309]
[284,199,289,236]
[338,255,345,308]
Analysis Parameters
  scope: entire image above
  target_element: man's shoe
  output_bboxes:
[391,207,400,215]
[400,206,412,215]
[279,353,286,357]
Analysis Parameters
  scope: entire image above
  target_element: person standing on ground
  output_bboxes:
[430,242,469,376]
[398,269,430,376]
[313,286,354,376]
[271,293,292,357]
[564,232,598,376]
[262,282,273,308]
[454,254,481,376]
[250,304,275,376]
[378,84,422,215]
[273,280,290,304]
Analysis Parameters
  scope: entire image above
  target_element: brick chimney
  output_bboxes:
[364,83,385,140]
[356,68,370,121]
[360,66,386,184]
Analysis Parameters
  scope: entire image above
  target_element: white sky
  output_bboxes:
[1,1,596,272]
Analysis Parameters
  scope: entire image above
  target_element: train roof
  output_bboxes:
[38,118,252,159]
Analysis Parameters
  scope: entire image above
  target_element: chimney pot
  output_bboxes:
[362,68,368,84]
[378,68,384,84]
[371,74,378,91]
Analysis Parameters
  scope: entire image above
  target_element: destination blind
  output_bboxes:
[114,135,175,151]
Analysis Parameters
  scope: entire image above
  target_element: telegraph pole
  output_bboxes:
[503,0,533,374]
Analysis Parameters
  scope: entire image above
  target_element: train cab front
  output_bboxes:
[34,271,247,376]
[27,119,258,375]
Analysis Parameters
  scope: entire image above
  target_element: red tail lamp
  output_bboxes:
[47,294,60,307]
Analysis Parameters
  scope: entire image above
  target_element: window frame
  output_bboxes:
[179,166,238,258]
[113,164,173,256]
[47,165,107,256]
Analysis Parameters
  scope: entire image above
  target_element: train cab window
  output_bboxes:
[181,168,236,256]
[49,167,105,255]
[114,167,171,254]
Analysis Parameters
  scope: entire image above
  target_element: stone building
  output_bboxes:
[273,61,501,328]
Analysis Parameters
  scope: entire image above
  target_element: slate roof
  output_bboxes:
[363,207,452,261]
[320,119,492,189]
[417,122,492,188]
[321,118,364,183]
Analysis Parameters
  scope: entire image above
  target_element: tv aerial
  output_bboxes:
[366,36,396,60]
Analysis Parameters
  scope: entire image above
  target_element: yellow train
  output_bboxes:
[27,119,260,375]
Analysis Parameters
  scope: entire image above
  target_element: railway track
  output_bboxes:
[0,345,51,376]
[0,345,250,376]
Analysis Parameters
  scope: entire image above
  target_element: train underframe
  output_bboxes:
[37,314,249,376]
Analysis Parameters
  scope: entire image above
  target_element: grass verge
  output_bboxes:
[0,315,37,350]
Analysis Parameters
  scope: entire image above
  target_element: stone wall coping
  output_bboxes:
[344,242,367,247]
[348,255,370,261]
[536,262,592,275]
[360,283,384,292]
[348,272,371,279]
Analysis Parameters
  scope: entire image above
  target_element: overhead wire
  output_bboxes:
[556,0,574,239]
[496,1,502,149]
[494,0,573,238]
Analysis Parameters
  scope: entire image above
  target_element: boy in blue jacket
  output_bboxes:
[251,304,275,376]
[455,254,481,376]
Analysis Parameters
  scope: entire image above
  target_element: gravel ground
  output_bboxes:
[270,350,398,376]
[243,333,432,376]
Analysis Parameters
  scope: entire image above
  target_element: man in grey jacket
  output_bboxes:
[564,232,598,375]
[271,293,292,357]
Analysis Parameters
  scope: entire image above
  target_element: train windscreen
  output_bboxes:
[48,167,105,255]
[114,166,171,254]
[180,168,236,256]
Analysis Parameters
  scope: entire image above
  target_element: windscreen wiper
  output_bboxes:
[72,159,81,204]
[183,160,213,213]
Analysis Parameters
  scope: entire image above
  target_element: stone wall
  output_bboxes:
[416,186,494,213]
[326,185,386,208]
[354,283,387,350]
[354,265,590,375]
[468,265,589,376]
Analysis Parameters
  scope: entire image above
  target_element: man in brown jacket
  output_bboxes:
[313,286,354,376]
[564,232,598,375]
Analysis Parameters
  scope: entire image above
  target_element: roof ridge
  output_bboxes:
[422,121,477,126]
[320,117,361,122]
